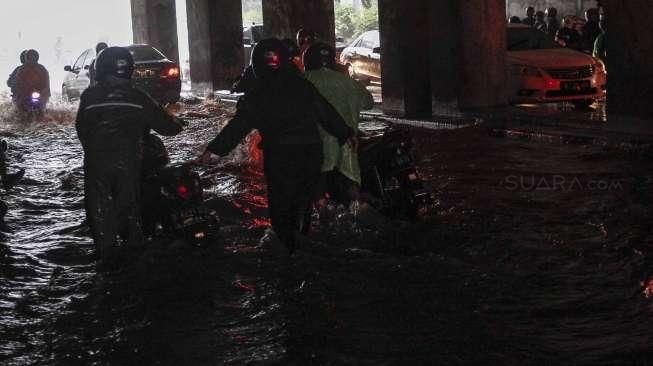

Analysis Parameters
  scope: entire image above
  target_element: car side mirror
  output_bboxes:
[373,47,381,54]
[64,65,72,72]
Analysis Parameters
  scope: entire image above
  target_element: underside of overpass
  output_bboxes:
[130,0,653,120]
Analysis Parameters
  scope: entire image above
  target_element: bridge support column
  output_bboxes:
[606,0,653,119]
[186,0,244,91]
[262,0,335,46]
[131,0,180,63]
[378,0,507,117]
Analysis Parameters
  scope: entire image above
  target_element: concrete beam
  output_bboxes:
[186,0,244,91]
[606,0,653,119]
[457,0,508,109]
[262,0,335,46]
[430,0,461,113]
[131,0,180,63]
[378,0,432,118]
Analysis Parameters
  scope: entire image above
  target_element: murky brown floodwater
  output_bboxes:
[0,97,651,365]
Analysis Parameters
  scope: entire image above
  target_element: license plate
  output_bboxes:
[175,207,208,226]
[561,80,590,91]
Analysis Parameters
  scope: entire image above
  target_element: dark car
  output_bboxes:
[62,44,181,104]
[339,30,381,83]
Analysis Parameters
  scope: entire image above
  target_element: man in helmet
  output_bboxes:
[303,42,373,205]
[6,50,27,98]
[522,6,536,27]
[534,11,546,31]
[88,42,109,87]
[543,7,560,37]
[75,47,184,264]
[296,28,317,71]
[197,38,355,254]
[593,16,606,62]
[582,8,601,52]
[12,50,50,105]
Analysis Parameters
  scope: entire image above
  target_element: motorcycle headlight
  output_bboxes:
[31,92,41,99]
[511,64,542,77]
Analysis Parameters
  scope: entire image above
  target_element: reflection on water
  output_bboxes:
[0,96,651,365]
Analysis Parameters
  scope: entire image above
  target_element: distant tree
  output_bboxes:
[335,4,357,40]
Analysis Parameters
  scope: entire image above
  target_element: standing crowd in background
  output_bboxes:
[509,6,606,61]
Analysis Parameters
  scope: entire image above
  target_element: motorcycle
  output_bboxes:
[15,90,46,121]
[358,127,432,220]
[141,135,219,246]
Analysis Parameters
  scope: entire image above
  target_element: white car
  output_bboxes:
[507,24,606,107]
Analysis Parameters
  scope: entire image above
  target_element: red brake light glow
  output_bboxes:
[177,185,191,199]
[162,66,180,78]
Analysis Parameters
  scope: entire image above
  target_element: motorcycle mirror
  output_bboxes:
[64,65,72,72]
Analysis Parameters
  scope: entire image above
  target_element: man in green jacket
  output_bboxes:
[303,42,374,204]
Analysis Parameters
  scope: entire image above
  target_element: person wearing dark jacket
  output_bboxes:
[88,42,108,87]
[75,47,184,262]
[6,50,27,97]
[11,50,50,104]
[198,38,354,254]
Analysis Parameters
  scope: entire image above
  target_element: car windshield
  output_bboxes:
[507,28,560,51]
[127,46,166,62]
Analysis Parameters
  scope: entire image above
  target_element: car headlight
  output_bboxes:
[511,64,542,77]
[31,92,41,99]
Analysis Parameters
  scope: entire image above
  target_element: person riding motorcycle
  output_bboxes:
[6,50,27,97]
[197,38,355,254]
[11,50,50,108]
[232,38,302,94]
[75,46,184,263]
[304,42,374,204]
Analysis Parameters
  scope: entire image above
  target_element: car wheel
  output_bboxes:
[572,99,594,109]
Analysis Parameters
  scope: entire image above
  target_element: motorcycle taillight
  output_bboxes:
[177,184,191,199]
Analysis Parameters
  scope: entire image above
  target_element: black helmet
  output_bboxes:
[94,46,134,81]
[303,42,336,71]
[281,38,300,60]
[545,7,557,18]
[19,50,27,64]
[251,38,288,79]
[296,28,316,49]
[24,49,39,64]
[95,42,108,54]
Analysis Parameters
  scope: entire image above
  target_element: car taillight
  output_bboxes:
[162,66,180,79]
[177,184,191,199]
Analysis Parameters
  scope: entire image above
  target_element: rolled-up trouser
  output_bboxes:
[264,143,323,252]
[84,161,143,258]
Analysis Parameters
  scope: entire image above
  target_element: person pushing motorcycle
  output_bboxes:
[197,38,355,254]
[75,46,184,264]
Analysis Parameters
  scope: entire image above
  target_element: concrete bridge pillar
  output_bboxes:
[457,0,508,109]
[378,0,507,117]
[378,0,432,118]
[131,0,180,63]
[262,0,336,46]
[186,0,244,91]
[606,0,653,119]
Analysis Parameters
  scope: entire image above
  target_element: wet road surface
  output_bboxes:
[0,98,652,365]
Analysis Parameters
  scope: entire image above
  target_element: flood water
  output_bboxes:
[0,97,652,365]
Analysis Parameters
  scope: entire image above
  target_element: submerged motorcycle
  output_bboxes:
[358,127,432,220]
[141,135,219,246]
